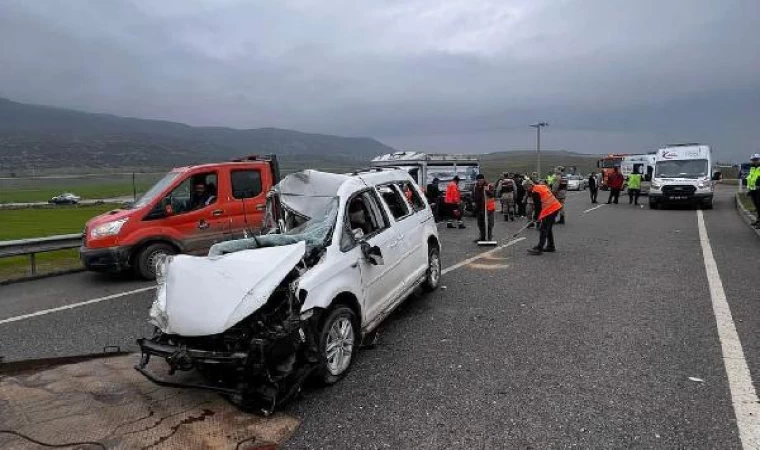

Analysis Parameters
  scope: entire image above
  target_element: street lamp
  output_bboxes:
[530,122,549,179]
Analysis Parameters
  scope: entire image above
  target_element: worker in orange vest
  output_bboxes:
[473,174,496,242]
[444,176,465,229]
[523,179,563,255]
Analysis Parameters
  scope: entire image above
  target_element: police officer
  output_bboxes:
[747,154,760,228]
[627,169,643,205]
[551,168,568,224]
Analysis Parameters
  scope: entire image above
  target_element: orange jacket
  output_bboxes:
[445,181,461,204]
[533,185,562,220]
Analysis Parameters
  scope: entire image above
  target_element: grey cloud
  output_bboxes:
[0,0,758,161]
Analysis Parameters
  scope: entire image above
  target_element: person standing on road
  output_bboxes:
[523,179,562,255]
[444,176,466,229]
[627,169,643,206]
[473,174,496,242]
[747,154,760,227]
[426,177,442,222]
[551,168,568,224]
[606,167,624,204]
[515,174,527,217]
[496,172,516,221]
[588,171,599,203]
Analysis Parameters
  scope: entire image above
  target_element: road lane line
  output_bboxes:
[583,204,606,214]
[0,286,157,325]
[442,237,525,275]
[1,238,527,325]
[697,209,760,449]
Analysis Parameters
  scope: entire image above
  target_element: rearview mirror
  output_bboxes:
[712,171,722,181]
[360,242,384,265]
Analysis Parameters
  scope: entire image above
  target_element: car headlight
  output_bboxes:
[697,179,711,189]
[651,181,662,190]
[90,219,128,239]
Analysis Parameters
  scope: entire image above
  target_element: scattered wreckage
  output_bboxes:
[136,169,442,414]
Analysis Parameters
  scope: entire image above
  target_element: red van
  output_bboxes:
[80,155,280,279]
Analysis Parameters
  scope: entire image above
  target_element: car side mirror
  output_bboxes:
[164,203,174,216]
[360,241,384,265]
[712,172,722,181]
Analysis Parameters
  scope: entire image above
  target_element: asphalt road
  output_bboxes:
[1,185,758,449]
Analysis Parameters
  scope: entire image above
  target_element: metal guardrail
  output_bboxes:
[0,234,83,275]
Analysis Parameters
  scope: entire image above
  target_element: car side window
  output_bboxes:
[231,170,262,199]
[397,181,426,212]
[341,191,390,251]
[376,184,410,220]
[163,172,218,216]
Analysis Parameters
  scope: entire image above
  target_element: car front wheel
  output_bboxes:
[134,242,176,280]
[314,305,357,385]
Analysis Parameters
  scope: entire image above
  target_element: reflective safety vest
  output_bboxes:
[748,167,760,191]
[546,174,556,186]
[627,174,642,190]
[534,184,562,220]
[486,197,496,212]
[445,181,461,204]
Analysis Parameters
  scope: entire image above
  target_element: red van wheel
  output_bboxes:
[134,243,176,280]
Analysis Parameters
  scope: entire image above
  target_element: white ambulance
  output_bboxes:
[648,143,718,210]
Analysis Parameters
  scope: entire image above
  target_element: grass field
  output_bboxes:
[0,173,162,203]
[0,203,120,281]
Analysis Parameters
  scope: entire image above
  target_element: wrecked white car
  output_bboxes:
[136,169,441,412]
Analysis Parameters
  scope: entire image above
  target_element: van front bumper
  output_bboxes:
[80,245,132,272]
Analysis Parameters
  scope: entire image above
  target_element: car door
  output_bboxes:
[158,171,229,253]
[226,167,268,239]
[391,181,430,283]
[342,190,406,325]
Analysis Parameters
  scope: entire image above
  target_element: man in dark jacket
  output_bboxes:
[472,174,495,242]
[426,177,442,221]
[606,168,624,204]
[588,172,599,204]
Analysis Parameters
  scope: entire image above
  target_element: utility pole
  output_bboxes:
[530,122,549,180]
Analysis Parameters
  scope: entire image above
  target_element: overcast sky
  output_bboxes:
[1,0,758,161]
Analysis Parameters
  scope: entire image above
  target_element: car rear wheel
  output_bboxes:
[134,242,176,280]
[422,246,441,292]
[314,305,357,385]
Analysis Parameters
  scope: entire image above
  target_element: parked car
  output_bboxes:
[80,155,280,280]
[566,175,587,191]
[136,168,442,413]
[48,192,81,204]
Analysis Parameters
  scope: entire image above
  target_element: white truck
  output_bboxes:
[371,151,481,214]
[621,153,656,195]
[648,144,719,210]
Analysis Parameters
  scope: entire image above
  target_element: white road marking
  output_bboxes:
[697,209,760,449]
[442,237,525,275]
[0,286,157,325]
[583,204,606,214]
[1,238,527,325]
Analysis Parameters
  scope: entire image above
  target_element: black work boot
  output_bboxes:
[543,247,556,252]
[527,247,543,255]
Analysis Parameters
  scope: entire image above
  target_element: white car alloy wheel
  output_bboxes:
[325,316,355,376]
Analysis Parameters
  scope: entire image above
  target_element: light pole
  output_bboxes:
[530,122,549,179]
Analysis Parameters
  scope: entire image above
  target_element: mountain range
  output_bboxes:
[0,97,396,174]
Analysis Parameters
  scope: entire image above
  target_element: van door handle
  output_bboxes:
[212,209,224,217]
[255,204,266,211]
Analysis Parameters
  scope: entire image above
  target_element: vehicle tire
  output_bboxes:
[314,305,358,385]
[702,201,713,210]
[134,242,176,280]
[422,245,442,292]
[649,200,659,210]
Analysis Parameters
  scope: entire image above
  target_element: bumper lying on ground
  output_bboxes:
[79,245,131,272]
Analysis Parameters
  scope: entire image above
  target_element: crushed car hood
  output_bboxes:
[151,241,306,336]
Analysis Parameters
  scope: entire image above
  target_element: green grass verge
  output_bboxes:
[0,249,82,282]
[0,204,123,281]
[0,182,155,204]
[0,203,120,241]
[738,192,755,213]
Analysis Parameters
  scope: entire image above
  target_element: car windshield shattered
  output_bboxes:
[208,170,341,263]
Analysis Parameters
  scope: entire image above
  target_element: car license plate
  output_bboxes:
[669,195,687,200]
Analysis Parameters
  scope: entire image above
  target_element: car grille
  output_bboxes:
[662,185,696,196]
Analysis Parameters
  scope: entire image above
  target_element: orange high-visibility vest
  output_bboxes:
[533,184,562,220]
[445,181,461,204]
